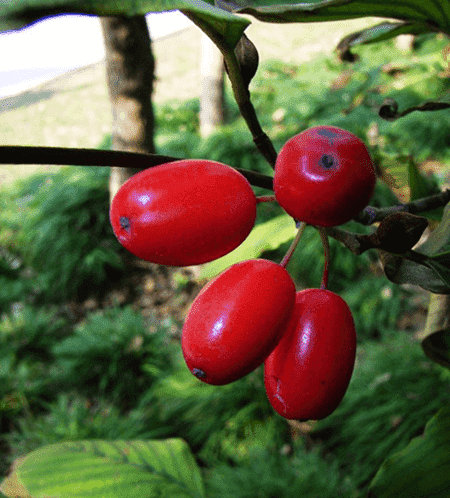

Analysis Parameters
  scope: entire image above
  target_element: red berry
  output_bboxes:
[274,126,376,226]
[110,159,257,266]
[264,288,356,420]
[182,259,296,385]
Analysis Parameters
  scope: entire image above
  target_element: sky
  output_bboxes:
[0,11,193,98]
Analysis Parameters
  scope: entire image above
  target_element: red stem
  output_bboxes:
[280,222,307,268]
[317,227,330,289]
[256,195,276,203]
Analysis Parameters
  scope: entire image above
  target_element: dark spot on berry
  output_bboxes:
[120,216,131,231]
[320,154,334,169]
[317,128,338,144]
[192,368,206,379]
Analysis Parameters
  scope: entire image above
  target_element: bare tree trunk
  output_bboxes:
[200,33,225,137]
[101,16,156,201]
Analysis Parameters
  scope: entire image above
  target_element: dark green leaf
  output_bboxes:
[336,21,431,60]
[422,328,450,369]
[382,202,450,292]
[418,202,450,255]
[369,406,450,498]
[426,254,450,287]
[0,0,249,48]
[235,0,450,36]
[381,251,450,293]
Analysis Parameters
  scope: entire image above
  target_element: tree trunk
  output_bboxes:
[200,33,225,137]
[101,16,156,201]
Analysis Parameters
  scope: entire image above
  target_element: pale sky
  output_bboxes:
[0,11,193,97]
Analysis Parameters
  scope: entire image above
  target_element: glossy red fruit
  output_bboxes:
[274,126,376,227]
[182,259,296,385]
[264,288,356,420]
[110,159,257,266]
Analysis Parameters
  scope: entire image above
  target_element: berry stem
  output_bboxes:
[256,195,276,203]
[317,227,330,289]
[280,221,307,268]
[180,10,278,168]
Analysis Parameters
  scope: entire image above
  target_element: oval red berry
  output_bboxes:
[274,126,376,227]
[110,159,257,266]
[182,259,296,385]
[264,288,356,420]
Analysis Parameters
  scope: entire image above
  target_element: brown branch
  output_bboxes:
[355,189,450,224]
[325,226,371,255]
[0,145,273,190]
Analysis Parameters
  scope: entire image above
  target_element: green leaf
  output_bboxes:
[0,439,205,498]
[336,21,431,58]
[429,252,450,272]
[418,202,450,256]
[407,157,439,202]
[199,214,296,279]
[235,0,450,36]
[382,251,450,294]
[0,1,249,48]
[379,155,412,203]
[422,328,450,369]
[369,406,450,498]
[381,203,450,293]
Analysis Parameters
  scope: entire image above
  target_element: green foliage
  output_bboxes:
[341,277,412,341]
[157,99,200,135]
[0,305,69,363]
[205,446,352,498]
[0,306,71,424]
[369,406,450,498]
[4,392,158,461]
[135,350,288,462]
[311,333,450,492]
[251,35,450,167]
[0,167,124,304]
[51,306,176,408]
[0,250,34,309]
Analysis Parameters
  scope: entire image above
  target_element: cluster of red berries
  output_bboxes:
[110,125,376,421]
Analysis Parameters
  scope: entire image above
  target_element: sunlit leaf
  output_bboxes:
[199,214,296,279]
[0,439,205,498]
[379,155,412,203]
